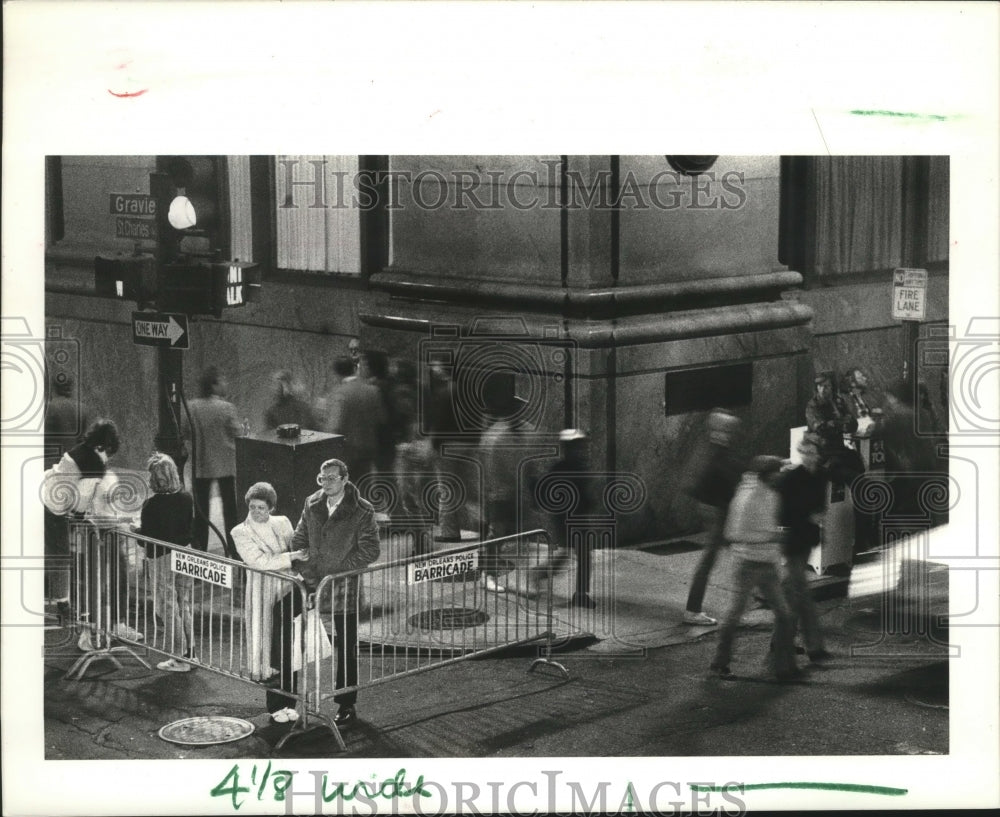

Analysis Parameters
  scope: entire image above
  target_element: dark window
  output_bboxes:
[663,363,753,416]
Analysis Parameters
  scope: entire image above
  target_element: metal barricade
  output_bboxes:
[62,520,322,739]
[304,528,569,747]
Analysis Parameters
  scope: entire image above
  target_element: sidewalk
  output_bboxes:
[43,531,854,760]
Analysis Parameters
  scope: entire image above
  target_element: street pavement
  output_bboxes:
[42,532,949,761]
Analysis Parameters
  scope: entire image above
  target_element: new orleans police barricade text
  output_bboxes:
[406,548,478,585]
[171,550,233,589]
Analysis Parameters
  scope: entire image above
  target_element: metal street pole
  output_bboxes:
[150,170,188,479]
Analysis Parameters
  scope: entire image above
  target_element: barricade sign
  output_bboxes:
[407,548,479,585]
[172,550,233,588]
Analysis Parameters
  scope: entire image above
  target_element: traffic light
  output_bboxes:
[152,156,229,264]
[94,253,158,303]
[158,259,261,318]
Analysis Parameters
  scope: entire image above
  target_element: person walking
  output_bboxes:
[289,459,381,726]
[134,453,195,672]
[264,370,318,431]
[773,433,831,663]
[681,409,744,626]
[539,429,597,608]
[324,356,385,486]
[183,367,242,560]
[710,456,799,681]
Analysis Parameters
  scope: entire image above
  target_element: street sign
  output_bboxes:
[892,268,927,320]
[109,193,156,216]
[132,311,189,349]
[115,216,158,241]
[407,548,479,585]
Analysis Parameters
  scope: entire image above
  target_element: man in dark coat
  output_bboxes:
[773,432,831,662]
[324,356,385,484]
[288,458,380,726]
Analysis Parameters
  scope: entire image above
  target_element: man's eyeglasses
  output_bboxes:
[317,473,345,484]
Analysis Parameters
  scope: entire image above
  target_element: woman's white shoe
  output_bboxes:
[270,707,299,724]
[157,658,192,672]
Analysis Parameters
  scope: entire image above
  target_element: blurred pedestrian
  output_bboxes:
[183,367,242,559]
[710,456,799,681]
[362,350,397,473]
[681,409,744,626]
[425,359,470,543]
[290,459,381,726]
[773,433,831,663]
[264,370,318,431]
[540,429,597,608]
[347,336,362,376]
[479,375,531,593]
[880,379,944,520]
[231,482,313,722]
[324,356,385,485]
[133,453,195,671]
[388,357,419,446]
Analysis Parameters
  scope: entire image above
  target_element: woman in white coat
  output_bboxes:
[231,483,308,696]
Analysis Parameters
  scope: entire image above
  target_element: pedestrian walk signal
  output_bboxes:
[158,260,261,318]
[217,261,262,308]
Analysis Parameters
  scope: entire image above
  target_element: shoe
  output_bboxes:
[709,662,733,679]
[484,576,507,593]
[270,707,299,724]
[775,667,806,683]
[769,644,807,656]
[112,622,145,642]
[77,630,96,653]
[157,658,192,673]
[571,592,596,609]
[334,705,357,726]
[683,611,718,626]
[808,648,833,664]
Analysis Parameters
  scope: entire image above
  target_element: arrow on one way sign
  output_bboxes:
[131,312,190,349]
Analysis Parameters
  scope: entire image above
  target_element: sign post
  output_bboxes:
[892,268,927,386]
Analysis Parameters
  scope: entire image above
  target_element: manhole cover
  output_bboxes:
[409,606,489,630]
[158,716,255,746]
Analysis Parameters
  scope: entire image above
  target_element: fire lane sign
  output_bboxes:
[892,268,927,320]
[132,311,189,349]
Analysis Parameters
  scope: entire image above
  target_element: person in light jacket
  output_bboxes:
[710,456,799,682]
[231,482,310,723]
[290,458,381,727]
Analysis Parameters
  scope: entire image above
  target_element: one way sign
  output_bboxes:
[131,312,189,349]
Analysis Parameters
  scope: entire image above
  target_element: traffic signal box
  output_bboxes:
[94,156,260,317]
[94,253,158,303]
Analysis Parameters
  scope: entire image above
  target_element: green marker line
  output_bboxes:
[690,782,907,796]
[849,109,949,122]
